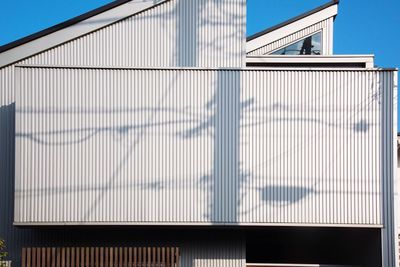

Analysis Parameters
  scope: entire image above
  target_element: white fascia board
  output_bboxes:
[13,221,384,228]
[246,55,375,68]
[0,0,167,68]
[246,4,338,53]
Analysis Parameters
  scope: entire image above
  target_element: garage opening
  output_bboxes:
[245,227,382,267]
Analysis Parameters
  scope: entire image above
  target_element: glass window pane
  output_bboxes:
[271,32,322,55]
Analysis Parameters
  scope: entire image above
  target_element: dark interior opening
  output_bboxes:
[246,62,367,68]
[245,227,382,267]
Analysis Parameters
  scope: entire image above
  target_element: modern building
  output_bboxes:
[0,0,398,266]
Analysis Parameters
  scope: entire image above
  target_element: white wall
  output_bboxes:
[14,66,393,227]
[20,0,246,68]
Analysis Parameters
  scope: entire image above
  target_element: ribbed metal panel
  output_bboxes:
[14,66,394,226]
[380,70,397,267]
[247,19,329,55]
[240,70,383,226]
[21,0,246,68]
[0,67,14,106]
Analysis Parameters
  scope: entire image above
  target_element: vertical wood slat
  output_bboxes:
[22,248,27,267]
[115,247,119,267]
[175,248,179,267]
[100,248,104,267]
[46,248,51,267]
[27,248,32,267]
[51,248,56,267]
[29,248,34,267]
[156,248,160,267]
[36,247,41,267]
[75,247,80,267]
[56,248,61,267]
[61,248,65,267]
[22,247,180,267]
[42,248,47,267]
[80,248,84,267]
[133,247,137,267]
[143,247,146,267]
[128,248,132,267]
[170,248,174,267]
[66,248,70,267]
[91,247,95,267]
[85,248,89,267]
[123,247,128,267]
[162,248,165,267]
[137,248,141,267]
[119,247,123,267]
[95,247,99,267]
[151,247,155,267]
[105,248,109,267]
[40,248,47,267]
[109,247,113,267]
[166,247,170,267]
[71,248,75,267]
[32,248,36,267]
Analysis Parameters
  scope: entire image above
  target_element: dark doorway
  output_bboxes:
[246,227,382,267]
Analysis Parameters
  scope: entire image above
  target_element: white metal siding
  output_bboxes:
[380,71,397,267]
[21,0,246,68]
[14,67,393,226]
[0,67,14,106]
[1,0,246,257]
[240,70,382,225]
[247,19,330,56]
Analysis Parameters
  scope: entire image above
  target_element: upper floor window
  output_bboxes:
[271,32,322,55]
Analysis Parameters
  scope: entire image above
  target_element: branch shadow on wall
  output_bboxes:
[9,0,377,226]
[13,76,376,224]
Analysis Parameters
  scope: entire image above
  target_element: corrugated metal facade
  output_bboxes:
[0,0,246,101]
[0,1,397,266]
[20,0,246,68]
[247,18,332,55]
[0,67,14,106]
[14,66,393,226]
[380,71,397,267]
[0,1,246,265]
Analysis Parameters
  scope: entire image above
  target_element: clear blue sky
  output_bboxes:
[1,0,399,128]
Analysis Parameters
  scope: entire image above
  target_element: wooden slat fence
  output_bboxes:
[21,247,179,267]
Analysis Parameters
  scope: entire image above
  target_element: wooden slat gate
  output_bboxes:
[21,247,179,267]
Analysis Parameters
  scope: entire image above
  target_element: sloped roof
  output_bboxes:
[247,0,339,41]
[1,0,124,53]
[0,0,170,67]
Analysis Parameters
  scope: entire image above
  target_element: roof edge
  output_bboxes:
[0,0,168,54]
[15,64,398,72]
[247,0,339,42]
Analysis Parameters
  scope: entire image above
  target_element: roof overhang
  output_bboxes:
[0,0,169,68]
[246,0,339,54]
[246,55,375,69]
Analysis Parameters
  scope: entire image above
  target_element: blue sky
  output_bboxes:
[1,0,399,127]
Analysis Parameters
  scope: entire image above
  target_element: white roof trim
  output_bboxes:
[246,4,338,54]
[0,0,167,68]
[246,55,375,68]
